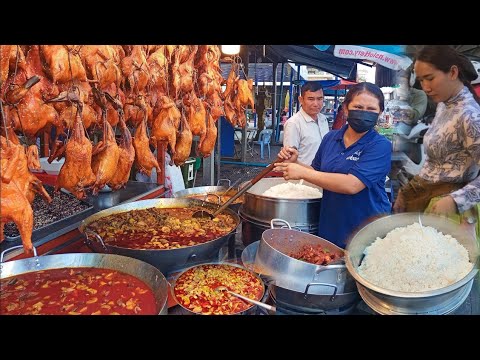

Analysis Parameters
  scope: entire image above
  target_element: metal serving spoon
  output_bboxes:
[192,156,285,219]
[215,286,276,312]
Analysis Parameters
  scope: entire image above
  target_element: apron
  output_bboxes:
[397,175,480,245]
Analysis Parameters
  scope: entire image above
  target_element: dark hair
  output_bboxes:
[301,81,323,96]
[343,82,385,112]
[416,45,480,105]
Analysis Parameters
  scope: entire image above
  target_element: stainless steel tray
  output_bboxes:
[4,185,94,243]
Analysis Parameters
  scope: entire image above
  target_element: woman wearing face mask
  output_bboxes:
[393,46,480,238]
[275,82,392,248]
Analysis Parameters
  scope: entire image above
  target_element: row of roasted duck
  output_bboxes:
[0,44,255,257]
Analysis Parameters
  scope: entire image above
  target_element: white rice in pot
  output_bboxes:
[262,182,323,199]
[358,222,474,292]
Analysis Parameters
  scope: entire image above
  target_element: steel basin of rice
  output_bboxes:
[345,213,479,315]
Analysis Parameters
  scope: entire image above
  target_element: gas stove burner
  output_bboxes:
[257,295,358,315]
[256,284,360,315]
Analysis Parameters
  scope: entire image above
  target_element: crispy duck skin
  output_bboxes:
[147,47,168,91]
[40,45,87,84]
[6,46,62,140]
[198,113,217,158]
[185,93,207,150]
[80,45,122,90]
[91,120,120,194]
[0,45,26,93]
[0,180,34,256]
[120,46,149,95]
[236,79,255,109]
[224,94,237,127]
[151,96,180,157]
[221,66,238,100]
[1,134,51,205]
[178,45,198,94]
[133,118,160,177]
[108,117,135,190]
[172,112,193,166]
[55,114,96,200]
[206,91,224,121]
[1,136,45,256]
[26,144,41,170]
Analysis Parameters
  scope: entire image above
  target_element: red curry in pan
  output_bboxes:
[87,207,237,250]
[173,264,264,315]
[0,267,156,315]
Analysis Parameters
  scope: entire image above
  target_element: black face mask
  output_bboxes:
[347,110,379,133]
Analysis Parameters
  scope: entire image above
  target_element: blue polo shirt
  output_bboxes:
[311,125,392,248]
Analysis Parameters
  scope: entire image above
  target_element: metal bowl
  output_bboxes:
[79,198,240,276]
[170,262,266,315]
[241,178,322,228]
[345,213,479,315]
[1,253,169,315]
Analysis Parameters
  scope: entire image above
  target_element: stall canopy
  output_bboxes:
[248,45,365,80]
[314,45,412,71]
[220,62,306,84]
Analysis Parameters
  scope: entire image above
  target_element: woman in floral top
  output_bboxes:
[394,46,480,233]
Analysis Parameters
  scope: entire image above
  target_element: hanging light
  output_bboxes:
[221,45,241,55]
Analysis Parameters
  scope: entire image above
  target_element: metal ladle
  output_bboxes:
[192,156,285,219]
[215,286,276,312]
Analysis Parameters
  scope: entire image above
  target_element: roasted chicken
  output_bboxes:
[151,95,180,158]
[198,113,217,157]
[172,112,193,166]
[133,118,160,177]
[107,117,135,190]
[40,45,87,84]
[55,110,96,199]
[1,142,34,255]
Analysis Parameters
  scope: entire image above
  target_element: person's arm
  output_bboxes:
[448,111,480,213]
[276,136,392,195]
[409,88,428,121]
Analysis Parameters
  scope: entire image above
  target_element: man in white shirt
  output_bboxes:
[283,81,330,165]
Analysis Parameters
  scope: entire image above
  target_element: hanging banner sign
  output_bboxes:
[333,45,412,70]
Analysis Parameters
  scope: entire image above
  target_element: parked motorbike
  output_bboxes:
[392,116,431,186]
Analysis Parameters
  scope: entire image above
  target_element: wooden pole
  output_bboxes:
[157,140,166,186]
[43,131,50,157]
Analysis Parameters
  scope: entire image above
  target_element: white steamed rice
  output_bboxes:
[262,182,322,199]
[358,222,473,292]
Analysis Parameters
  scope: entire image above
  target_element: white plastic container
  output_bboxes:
[39,157,65,175]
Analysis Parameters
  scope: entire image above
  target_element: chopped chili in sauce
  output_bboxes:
[173,264,264,315]
[0,267,156,315]
[87,207,236,250]
[289,244,343,266]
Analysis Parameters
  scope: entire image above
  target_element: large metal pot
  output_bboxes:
[79,198,240,276]
[242,240,359,312]
[170,262,266,315]
[239,210,318,246]
[345,213,480,315]
[241,178,322,228]
[0,250,169,314]
[173,185,243,213]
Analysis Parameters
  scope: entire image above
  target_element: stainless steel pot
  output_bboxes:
[170,262,266,315]
[242,240,359,312]
[0,250,169,315]
[241,178,322,228]
[173,186,242,213]
[345,213,480,315]
[239,210,318,246]
[79,198,240,276]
